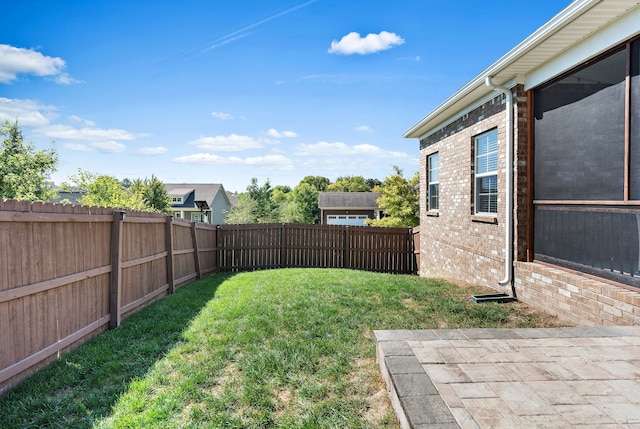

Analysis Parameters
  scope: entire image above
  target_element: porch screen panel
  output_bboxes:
[533,48,626,201]
[631,40,640,200]
[533,44,640,287]
[534,206,640,287]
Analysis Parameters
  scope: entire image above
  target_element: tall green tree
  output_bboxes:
[0,120,58,201]
[291,182,320,224]
[63,170,127,208]
[136,175,171,213]
[246,178,279,223]
[224,193,260,224]
[326,175,371,192]
[271,185,292,204]
[299,175,330,192]
[367,166,419,228]
[365,178,382,190]
[62,170,171,213]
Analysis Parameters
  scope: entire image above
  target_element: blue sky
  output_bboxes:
[2,0,570,192]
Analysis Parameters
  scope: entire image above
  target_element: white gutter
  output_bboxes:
[485,77,514,291]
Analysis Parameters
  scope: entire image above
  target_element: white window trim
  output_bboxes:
[474,130,498,215]
[427,152,439,211]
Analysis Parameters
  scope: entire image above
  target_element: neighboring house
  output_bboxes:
[226,191,238,208]
[165,183,232,224]
[50,190,84,205]
[404,0,640,325]
[318,192,381,226]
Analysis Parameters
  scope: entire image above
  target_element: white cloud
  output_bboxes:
[64,143,92,152]
[328,31,405,55]
[138,146,168,155]
[296,141,411,160]
[0,44,77,84]
[68,115,96,127]
[355,125,374,133]
[398,55,421,62]
[266,128,297,138]
[54,72,83,85]
[36,123,138,154]
[187,134,263,151]
[38,124,136,141]
[0,97,57,127]
[244,155,294,169]
[174,153,294,170]
[91,141,127,153]
[211,111,234,120]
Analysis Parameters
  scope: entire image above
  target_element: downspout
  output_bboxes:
[485,76,517,299]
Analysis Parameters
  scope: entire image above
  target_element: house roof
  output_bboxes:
[226,192,238,207]
[404,0,640,139]
[51,191,84,205]
[165,183,227,207]
[318,192,381,209]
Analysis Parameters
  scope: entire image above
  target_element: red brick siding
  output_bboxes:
[417,84,640,326]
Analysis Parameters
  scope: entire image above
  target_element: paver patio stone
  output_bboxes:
[376,328,640,428]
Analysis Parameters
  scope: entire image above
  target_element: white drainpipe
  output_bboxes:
[485,77,514,291]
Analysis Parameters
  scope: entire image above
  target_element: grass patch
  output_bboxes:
[0,269,566,428]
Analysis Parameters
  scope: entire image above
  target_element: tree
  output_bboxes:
[0,120,58,201]
[136,175,171,213]
[365,178,382,190]
[64,171,131,208]
[327,175,371,192]
[367,166,419,228]
[224,193,260,224]
[299,175,330,192]
[246,178,279,223]
[62,170,171,213]
[290,182,318,223]
[271,185,292,204]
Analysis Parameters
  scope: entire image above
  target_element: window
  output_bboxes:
[427,152,439,210]
[171,196,183,204]
[191,212,207,222]
[474,130,498,214]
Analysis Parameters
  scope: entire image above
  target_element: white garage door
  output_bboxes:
[326,215,368,226]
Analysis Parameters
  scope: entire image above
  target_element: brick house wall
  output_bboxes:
[417,84,640,326]
[418,90,516,295]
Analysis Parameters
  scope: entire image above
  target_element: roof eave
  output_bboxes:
[403,0,602,140]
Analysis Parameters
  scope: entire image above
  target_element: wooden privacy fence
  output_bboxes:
[217,223,415,274]
[0,199,416,393]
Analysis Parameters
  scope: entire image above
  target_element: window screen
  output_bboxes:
[428,152,439,210]
[474,130,498,214]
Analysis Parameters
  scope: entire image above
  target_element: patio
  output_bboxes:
[375,326,640,428]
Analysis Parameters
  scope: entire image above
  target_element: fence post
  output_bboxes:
[109,210,126,329]
[280,223,285,269]
[191,222,201,279]
[215,225,221,273]
[411,226,420,275]
[343,226,348,269]
[166,216,175,293]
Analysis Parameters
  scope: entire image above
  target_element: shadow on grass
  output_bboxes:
[0,272,235,429]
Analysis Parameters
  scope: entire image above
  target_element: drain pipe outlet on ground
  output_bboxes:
[485,76,516,299]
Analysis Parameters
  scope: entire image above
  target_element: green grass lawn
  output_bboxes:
[0,268,565,428]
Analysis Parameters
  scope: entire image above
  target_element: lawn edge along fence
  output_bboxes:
[0,199,416,393]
